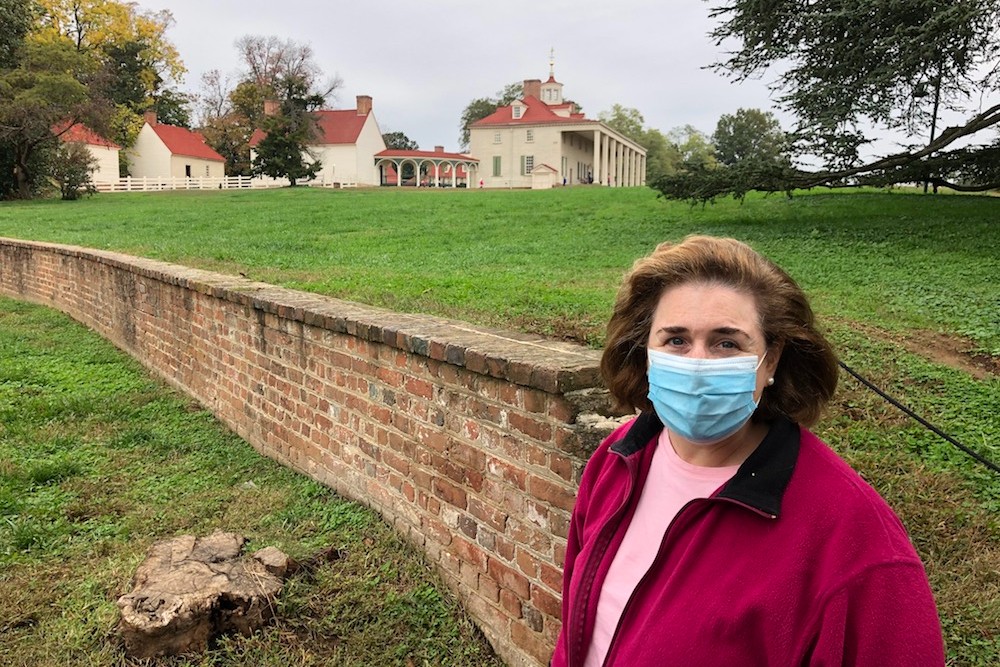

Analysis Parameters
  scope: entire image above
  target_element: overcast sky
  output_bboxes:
[133,0,788,150]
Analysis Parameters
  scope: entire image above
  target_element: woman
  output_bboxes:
[552,236,944,666]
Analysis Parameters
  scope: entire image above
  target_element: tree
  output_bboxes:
[599,104,645,142]
[458,82,522,150]
[668,125,718,171]
[661,0,1000,200]
[0,0,38,197]
[198,36,341,177]
[200,112,253,176]
[0,40,108,198]
[30,0,187,177]
[152,87,191,128]
[0,0,35,68]
[32,0,183,78]
[50,140,97,199]
[251,75,324,186]
[641,128,684,182]
[233,35,340,108]
[382,131,418,151]
[713,108,790,167]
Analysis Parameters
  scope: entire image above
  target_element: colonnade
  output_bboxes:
[592,131,645,187]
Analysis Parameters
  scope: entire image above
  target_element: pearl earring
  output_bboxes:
[767,377,775,386]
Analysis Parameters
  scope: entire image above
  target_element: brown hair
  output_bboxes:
[600,235,838,427]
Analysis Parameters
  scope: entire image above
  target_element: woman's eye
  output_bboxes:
[666,337,686,346]
[719,340,738,350]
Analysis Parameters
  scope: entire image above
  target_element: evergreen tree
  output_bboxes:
[252,75,324,186]
[656,0,1000,201]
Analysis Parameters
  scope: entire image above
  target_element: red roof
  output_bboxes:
[471,95,588,127]
[53,121,119,149]
[375,149,476,161]
[249,109,370,148]
[150,123,224,162]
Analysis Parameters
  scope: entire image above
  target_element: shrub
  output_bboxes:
[50,142,97,201]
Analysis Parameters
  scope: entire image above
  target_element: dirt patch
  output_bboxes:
[913,331,1000,380]
[835,319,998,381]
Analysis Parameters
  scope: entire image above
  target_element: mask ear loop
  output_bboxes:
[755,350,768,370]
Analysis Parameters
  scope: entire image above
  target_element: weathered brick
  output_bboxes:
[452,536,488,572]
[500,588,522,617]
[487,557,530,599]
[527,474,577,513]
[432,476,468,510]
[522,603,544,632]
[522,388,547,414]
[548,452,576,482]
[531,583,562,618]
[457,513,478,540]
[468,496,508,532]
[511,620,552,664]
[538,559,563,594]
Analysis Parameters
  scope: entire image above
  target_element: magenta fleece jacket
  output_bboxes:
[551,413,945,667]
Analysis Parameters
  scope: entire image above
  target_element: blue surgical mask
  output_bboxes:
[646,349,766,444]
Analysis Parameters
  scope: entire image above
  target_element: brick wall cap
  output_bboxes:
[0,238,603,394]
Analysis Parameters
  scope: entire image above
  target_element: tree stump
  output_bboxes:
[117,531,292,658]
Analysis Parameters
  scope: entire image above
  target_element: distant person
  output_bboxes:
[479,178,484,188]
[551,236,944,667]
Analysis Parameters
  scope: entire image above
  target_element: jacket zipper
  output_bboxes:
[568,450,640,667]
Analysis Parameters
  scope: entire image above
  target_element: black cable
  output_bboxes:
[838,360,1000,475]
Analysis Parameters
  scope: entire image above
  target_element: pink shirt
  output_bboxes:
[584,430,739,667]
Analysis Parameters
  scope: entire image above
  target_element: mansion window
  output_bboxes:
[526,129,534,143]
[520,155,534,176]
[513,106,523,119]
[493,155,502,177]
[493,132,502,144]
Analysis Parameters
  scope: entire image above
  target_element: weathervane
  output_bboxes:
[549,48,555,77]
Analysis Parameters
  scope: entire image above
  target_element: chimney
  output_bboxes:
[143,110,157,126]
[434,145,444,153]
[356,95,372,116]
[263,99,280,117]
[523,79,541,100]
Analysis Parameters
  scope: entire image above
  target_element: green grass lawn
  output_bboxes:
[1,186,998,665]
[0,298,503,666]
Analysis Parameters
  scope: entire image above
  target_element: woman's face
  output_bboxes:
[647,282,779,401]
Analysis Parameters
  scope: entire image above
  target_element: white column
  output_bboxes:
[593,130,601,184]
[615,142,622,187]
[604,137,613,186]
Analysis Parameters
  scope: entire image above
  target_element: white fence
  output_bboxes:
[93,176,359,193]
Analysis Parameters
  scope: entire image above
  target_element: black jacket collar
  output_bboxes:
[610,412,800,518]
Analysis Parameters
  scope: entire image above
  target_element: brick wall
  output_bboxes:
[0,238,623,667]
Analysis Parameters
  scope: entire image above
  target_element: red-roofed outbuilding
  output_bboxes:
[127,111,225,180]
[53,121,121,184]
[249,95,388,186]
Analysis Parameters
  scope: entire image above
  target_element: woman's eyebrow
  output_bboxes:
[654,325,752,339]
[714,326,752,339]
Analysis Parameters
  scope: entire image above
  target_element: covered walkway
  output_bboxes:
[375,148,479,187]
